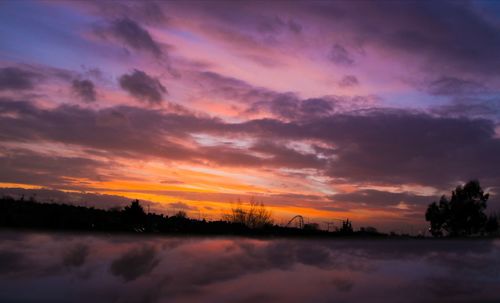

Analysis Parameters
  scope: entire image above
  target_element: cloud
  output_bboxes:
[3,235,500,302]
[250,140,326,169]
[110,245,159,281]
[294,244,332,267]
[110,18,163,57]
[159,240,329,290]
[168,201,198,211]
[330,189,435,208]
[72,79,97,102]
[248,94,377,121]
[0,67,41,91]
[62,244,90,268]
[312,111,500,188]
[338,75,359,87]
[179,1,500,79]
[0,249,30,275]
[160,178,184,185]
[81,1,168,26]
[248,95,338,121]
[194,71,281,106]
[0,99,213,160]
[191,71,374,120]
[287,20,302,34]
[119,69,167,104]
[318,1,500,76]
[1,98,500,191]
[238,111,500,189]
[0,146,109,188]
[329,44,354,66]
[330,277,354,292]
[431,98,500,120]
[255,15,302,35]
[0,99,327,171]
[426,76,489,96]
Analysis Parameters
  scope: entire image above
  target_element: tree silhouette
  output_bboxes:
[340,219,353,234]
[124,200,145,216]
[123,200,146,229]
[425,180,497,237]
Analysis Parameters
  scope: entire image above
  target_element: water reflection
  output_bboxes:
[0,231,499,302]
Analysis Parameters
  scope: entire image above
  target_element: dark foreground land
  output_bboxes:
[0,196,383,238]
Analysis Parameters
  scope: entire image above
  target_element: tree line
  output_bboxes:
[3,180,496,238]
[0,196,367,237]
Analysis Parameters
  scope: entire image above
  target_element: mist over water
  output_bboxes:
[0,231,499,303]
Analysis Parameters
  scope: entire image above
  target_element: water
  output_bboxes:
[0,231,499,303]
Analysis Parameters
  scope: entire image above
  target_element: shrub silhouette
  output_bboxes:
[173,210,187,218]
[425,180,498,237]
[223,201,273,229]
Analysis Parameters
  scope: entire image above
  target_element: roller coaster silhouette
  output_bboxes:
[286,215,346,231]
[286,215,305,229]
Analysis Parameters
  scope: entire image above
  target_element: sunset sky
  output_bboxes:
[1,0,500,232]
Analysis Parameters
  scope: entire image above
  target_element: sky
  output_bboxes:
[1,0,500,232]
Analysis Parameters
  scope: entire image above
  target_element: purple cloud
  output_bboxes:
[110,18,163,57]
[0,67,41,91]
[72,79,97,102]
[119,70,167,104]
[329,44,354,66]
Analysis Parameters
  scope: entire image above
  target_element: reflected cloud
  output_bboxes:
[0,232,500,303]
[110,244,159,281]
[63,243,90,268]
[0,249,29,275]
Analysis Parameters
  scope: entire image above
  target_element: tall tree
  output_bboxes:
[123,200,146,229]
[425,180,495,237]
